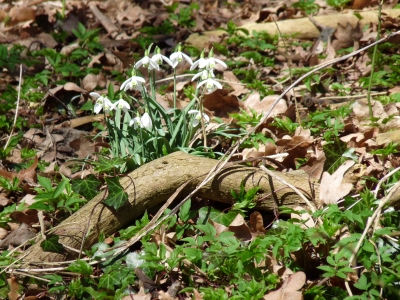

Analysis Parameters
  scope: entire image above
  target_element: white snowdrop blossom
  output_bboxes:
[170,44,193,68]
[197,77,222,94]
[129,112,152,131]
[152,46,173,67]
[111,99,130,113]
[134,48,160,70]
[90,92,113,114]
[206,56,227,69]
[120,75,146,92]
[188,109,210,127]
[190,50,207,71]
[191,69,214,82]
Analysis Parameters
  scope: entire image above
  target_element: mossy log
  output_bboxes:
[21,151,319,264]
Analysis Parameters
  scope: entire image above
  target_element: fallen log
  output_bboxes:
[186,9,400,49]
[21,151,319,264]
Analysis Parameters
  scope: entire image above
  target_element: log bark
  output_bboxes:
[22,151,319,264]
[186,9,400,49]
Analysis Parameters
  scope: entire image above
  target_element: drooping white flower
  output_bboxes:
[190,50,207,70]
[134,55,159,70]
[120,74,146,92]
[152,46,173,67]
[206,56,227,69]
[188,109,210,127]
[191,69,214,82]
[129,112,152,131]
[111,99,130,113]
[197,77,222,94]
[170,44,193,68]
[90,92,113,114]
[134,45,160,70]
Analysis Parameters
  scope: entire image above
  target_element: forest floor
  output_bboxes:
[1,0,400,299]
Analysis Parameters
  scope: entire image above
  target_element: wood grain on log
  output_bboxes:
[22,152,319,264]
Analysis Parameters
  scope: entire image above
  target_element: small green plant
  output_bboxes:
[292,0,319,15]
[326,0,351,9]
[31,175,87,213]
[230,182,260,213]
[72,23,103,53]
[168,3,199,28]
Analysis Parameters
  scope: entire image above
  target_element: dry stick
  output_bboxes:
[344,180,400,297]
[373,166,400,198]
[113,29,400,256]
[260,166,316,213]
[89,4,119,39]
[4,65,22,150]
[320,92,386,100]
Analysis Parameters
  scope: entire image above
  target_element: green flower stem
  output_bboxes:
[150,69,156,101]
[173,67,177,109]
[193,91,207,150]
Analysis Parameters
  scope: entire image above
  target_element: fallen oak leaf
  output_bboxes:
[263,271,306,300]
[319,160,355,205]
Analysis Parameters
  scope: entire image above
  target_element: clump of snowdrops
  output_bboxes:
[90,44,229,171]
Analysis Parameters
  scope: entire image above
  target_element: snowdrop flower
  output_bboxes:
[188,109,210,127]
[206,56,227,69]
[120,70,146,92]
[111,99,130,113]
[129,112,152,131]
[152,46,173,67]
[197,76,222,94]
[170,43,193,68]
[190,50,207,70]
[90,92,113,114]
[134,48,159,70]
[191,69,214,82]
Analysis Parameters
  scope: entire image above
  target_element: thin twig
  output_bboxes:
[260,165,316,213]
[345,181,400,296]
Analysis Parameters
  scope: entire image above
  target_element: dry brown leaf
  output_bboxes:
[122,287,151,300]
[0,228,7,239]
[245,94,287,117]
[0,156,38,183]
[223,71,249,97]
[332,22,362,50]
[10,209,38,225]
[203,89,243,119]
[249,211,267,233]
[209,219,228,236]
[8,6,36,26]
[69,137,95,159]
[0,223,36,249]
[320,160,355,205]
[7,276,21,300]
[263,271,306,300]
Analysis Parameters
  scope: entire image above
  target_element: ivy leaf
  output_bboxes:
[40,234,64,253]
[71,174,102,200]
[103,177,128,210]
[99,272,120,289]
